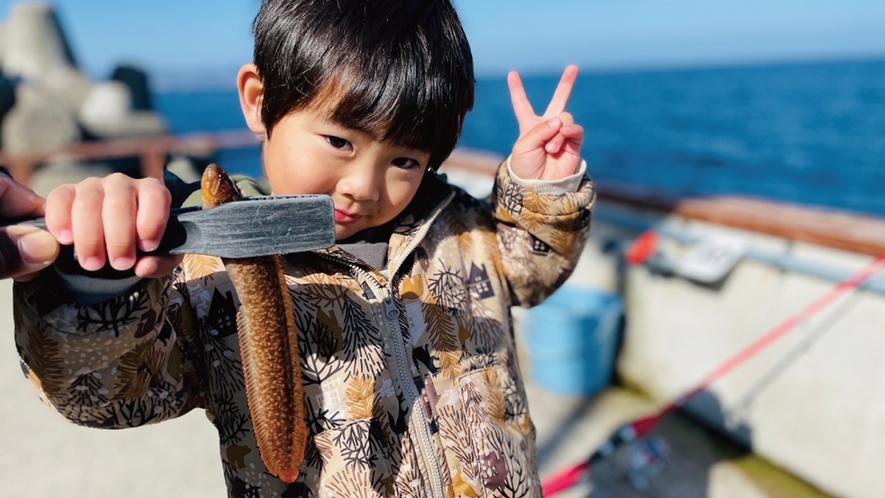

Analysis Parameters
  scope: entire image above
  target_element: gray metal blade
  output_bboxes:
[169,195,335,257]
[11,195,336,259]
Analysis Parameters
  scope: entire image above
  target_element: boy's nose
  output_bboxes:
[339,166,381,202]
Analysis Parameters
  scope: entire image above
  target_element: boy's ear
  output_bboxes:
[237,63,266,134]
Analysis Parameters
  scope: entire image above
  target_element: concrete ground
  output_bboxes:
[526,382,831,498]
[0,277,828,497]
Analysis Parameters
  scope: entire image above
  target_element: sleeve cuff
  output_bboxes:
[506,156,587,195]
[53,267,143,306]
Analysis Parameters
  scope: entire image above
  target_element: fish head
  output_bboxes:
[201,163,244,207]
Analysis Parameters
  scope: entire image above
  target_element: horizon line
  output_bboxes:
[144,53,885,93]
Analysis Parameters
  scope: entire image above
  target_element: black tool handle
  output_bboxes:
[6,206,198,261]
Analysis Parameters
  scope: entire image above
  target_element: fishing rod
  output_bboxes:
[541,235,885,496]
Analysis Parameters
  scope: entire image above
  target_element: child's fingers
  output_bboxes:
[102,176,139,270]
[134,254,183,279]
[44,184,76,245]
[134,178,172,252]
[545,136,566,154]
[70,179,108,271]
[507,70,535,133]
[43,175,168,273]
[558,111,584,149]
[561,123,585,152]
[543,65,579,117]
[544,112,577,154]
[513,116,562,156]
[546,125,586,156]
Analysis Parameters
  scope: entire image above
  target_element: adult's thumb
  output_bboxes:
[0,227,59,280]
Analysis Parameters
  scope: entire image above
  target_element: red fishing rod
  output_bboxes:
[542,235,885,496]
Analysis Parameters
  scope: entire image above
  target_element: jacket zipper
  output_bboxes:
[317,191,455,497]
[379,290,446,498]
[380,192,453,497]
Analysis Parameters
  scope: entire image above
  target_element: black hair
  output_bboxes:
[253,0,475,172]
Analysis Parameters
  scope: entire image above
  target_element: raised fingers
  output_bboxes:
[507,70,535,134]
[543,65,579,117]
[509,66,580,135]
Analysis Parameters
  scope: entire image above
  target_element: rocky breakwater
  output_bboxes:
[0,3,193,194]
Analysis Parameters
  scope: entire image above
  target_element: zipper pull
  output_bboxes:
[383,296,400,321]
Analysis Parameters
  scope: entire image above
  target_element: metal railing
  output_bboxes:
[0,129,261,185]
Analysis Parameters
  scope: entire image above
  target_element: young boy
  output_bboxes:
[13,0,594,496]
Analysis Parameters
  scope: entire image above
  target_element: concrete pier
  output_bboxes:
[0,268,828,497]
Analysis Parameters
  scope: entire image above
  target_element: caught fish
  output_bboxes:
[201,163,307,483]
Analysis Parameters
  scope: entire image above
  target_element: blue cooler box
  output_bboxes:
[525,286,624,396]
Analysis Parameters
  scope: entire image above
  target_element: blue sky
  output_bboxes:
[2,0,884,88]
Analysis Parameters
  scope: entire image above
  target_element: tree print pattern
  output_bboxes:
[11,163,593,497]
[428,264,467,313]
[19,323,64,398]
[77,291,150,337]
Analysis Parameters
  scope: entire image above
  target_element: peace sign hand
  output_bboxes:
[508,65,584,181]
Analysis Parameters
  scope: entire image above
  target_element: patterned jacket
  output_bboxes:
[14,163,594,497]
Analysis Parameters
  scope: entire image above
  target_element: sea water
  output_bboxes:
[155,58,885,217]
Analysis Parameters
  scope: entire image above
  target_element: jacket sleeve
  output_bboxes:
[491,160,596,308]
[11,170,266,430]
[12,257,206,429]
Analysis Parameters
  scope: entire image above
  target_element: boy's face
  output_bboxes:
[259,104,430,241]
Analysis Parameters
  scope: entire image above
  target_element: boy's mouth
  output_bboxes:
[334,209,363,223]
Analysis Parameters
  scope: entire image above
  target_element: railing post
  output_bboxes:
[140,147,167,181]
[2,156,36,187]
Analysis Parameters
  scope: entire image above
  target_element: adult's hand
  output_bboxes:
[0,172,59,280]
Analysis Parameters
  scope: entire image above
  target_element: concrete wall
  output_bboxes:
[599,201,885,498]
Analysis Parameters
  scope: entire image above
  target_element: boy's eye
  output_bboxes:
[325,136,352,151]
[392,157,421,170]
